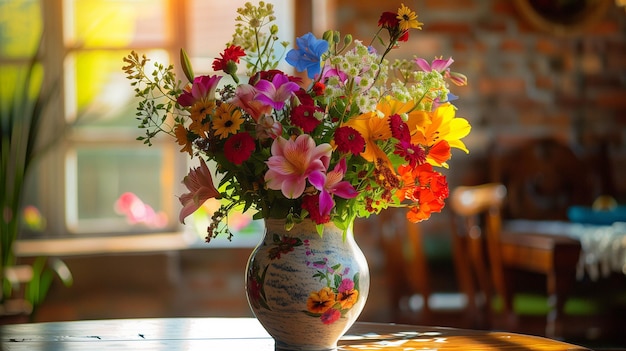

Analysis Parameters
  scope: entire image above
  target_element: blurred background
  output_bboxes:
[1,0,625,349]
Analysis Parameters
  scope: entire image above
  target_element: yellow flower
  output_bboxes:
[410,103,471,167]
[343,111,392,166]
[396,3,423,31]
[212,103,244,139]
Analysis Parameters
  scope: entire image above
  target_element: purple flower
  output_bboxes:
[254,74,300,110]
[308,158,358,218]
[286,32,329,79]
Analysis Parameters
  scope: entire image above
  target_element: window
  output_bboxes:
[2,0,295,247]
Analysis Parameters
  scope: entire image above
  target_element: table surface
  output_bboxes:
[0,317,590,350]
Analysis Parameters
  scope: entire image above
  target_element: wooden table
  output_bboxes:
[0,317,590,350]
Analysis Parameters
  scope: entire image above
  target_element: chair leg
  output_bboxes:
[546,271,574,339]
[545,248,579,339]
[501,269,517,331]
[452,234,477,328]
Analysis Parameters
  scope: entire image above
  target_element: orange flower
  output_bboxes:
[427,140,451,166]
[397,163,448,223]
[174,124,194,156]
[337,289,359,310]
[306,287,336,314]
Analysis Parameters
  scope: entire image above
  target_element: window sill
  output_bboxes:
[14,232,196,257]
[15,227,263,257]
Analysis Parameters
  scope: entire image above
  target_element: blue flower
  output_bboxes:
[286,32,328,79]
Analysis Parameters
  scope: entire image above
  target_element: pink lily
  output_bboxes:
[178,158,222,224]
[414,57,454,73]
[308,158,358,217]
[265,135,332,199]
[445,71,468,87]
[231,84,272,121]
[177,75,222,107]
[414,57,467,86]
[254,73,300,110]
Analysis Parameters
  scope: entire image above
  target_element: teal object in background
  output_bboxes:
[567,206,626,225]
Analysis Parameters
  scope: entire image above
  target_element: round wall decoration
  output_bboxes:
[514,0,612,35]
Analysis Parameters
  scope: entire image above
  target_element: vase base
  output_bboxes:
[275,343,337,351]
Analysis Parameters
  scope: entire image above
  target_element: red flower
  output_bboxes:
[333,126,365,156]
[377,11,409,43]
[320,308,341,324]
[253,69,303,85]
[290,105,322,133]
[212,45,246,72]
[378,11,399,28]
[294,88,314,106]
[302,194,331,224]
[394,140,426,167]
[398,31,409,42]
[224,132,255,165]
[312,82,325,96]
[388,114,410,142]
[396,163,449,223]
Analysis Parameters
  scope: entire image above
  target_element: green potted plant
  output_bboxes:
[1,41,73,322]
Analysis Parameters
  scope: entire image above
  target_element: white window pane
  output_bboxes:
[66,146,176,234]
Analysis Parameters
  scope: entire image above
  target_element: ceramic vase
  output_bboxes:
[245,218,370,351]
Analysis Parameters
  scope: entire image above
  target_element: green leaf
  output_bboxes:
[334,273,342,288]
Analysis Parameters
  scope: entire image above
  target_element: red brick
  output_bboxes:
[535,76,554,90]
[499,39,525,52]
[491,0,517,16]
[477,18,508,33]
[535,38,560,55]
[426,22,472,34]
[424,0,477,10]
[595,90,626,109]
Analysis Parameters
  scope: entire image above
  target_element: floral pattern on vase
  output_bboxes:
[246,218,369,351]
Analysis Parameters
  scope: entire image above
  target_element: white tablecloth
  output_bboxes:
[504,220,626,281]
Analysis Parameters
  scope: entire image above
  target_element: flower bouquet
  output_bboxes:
[122,1,471,240]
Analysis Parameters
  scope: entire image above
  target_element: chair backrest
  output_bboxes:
[489,137,594,220]
[448,183,507,327]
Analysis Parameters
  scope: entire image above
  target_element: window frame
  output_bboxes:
[14,0,312,255]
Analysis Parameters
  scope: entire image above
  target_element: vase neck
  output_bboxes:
[263,219,354,241]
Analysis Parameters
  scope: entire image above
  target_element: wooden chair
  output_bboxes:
[449,183,581,338]
[488,137,596,220]
[449,183,507,329]
[377,208,433,324]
